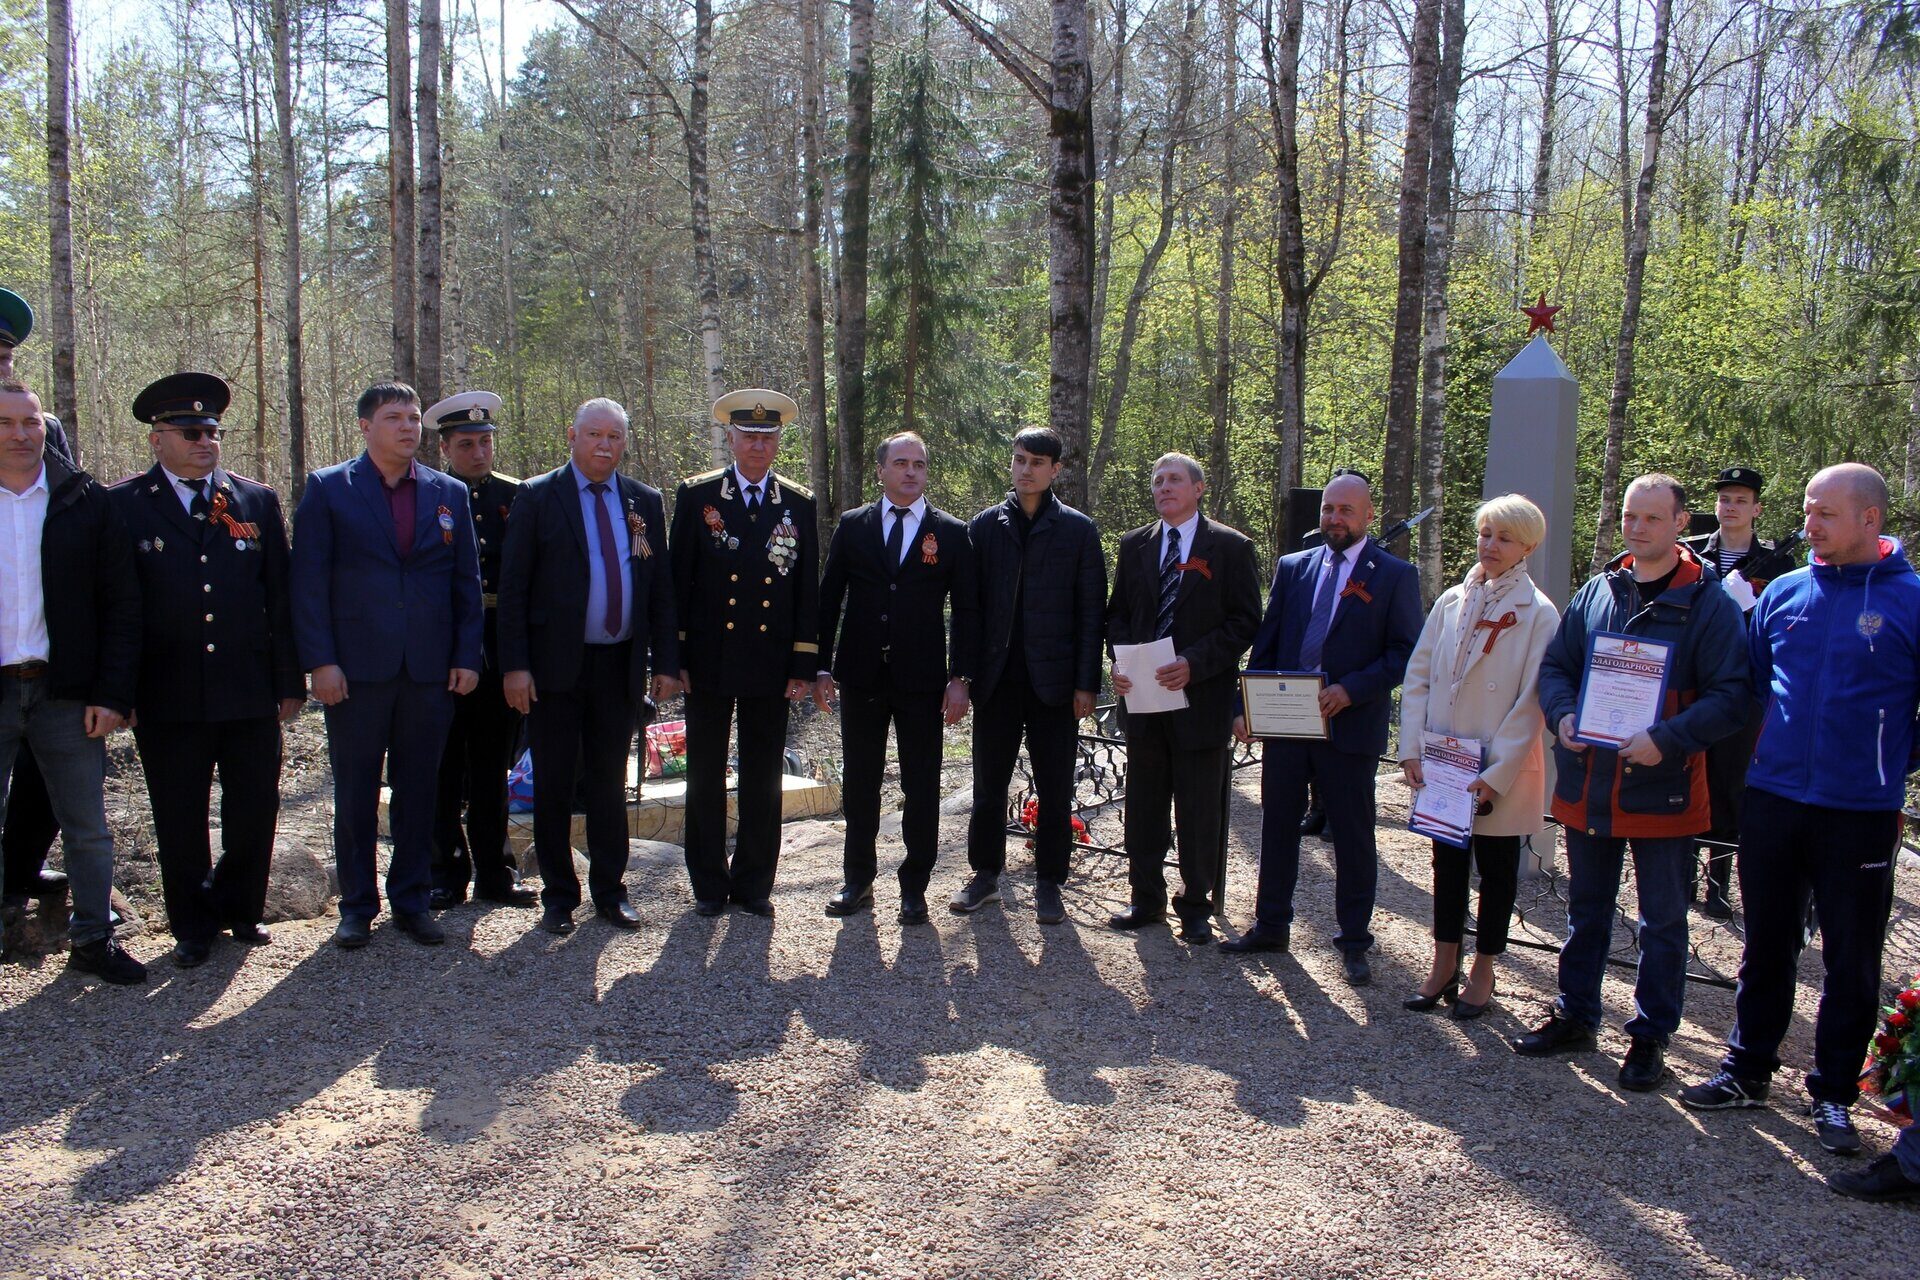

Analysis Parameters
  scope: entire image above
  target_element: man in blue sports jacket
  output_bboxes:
[291,382,483,949]
[1682,463,1920,1162]
[1222,471,1424,985]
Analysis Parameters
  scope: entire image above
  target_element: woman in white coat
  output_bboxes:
[1397,494,1560,1019]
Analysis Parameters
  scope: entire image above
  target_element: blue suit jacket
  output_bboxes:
[290,453,484,682]
[1244,536,1423,757]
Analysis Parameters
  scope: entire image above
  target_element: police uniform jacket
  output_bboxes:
[110,465,302,724]
[669,467,819,697]
[496,465,677,694]
[463,470,520,670]
[817,500,977,694]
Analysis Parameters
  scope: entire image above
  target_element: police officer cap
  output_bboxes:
[1714,466,1764,495]
[711,388,800,433]
[0,288,32,348]
[426,389,503,434]
[133,372,230,428]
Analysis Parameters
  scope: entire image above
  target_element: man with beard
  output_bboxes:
[1222,470,1422,985]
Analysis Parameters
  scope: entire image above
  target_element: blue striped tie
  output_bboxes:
[1156,528,1181,638]
[1298,551,1338,671]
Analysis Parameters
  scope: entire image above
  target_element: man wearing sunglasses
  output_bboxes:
[109,373,305,968]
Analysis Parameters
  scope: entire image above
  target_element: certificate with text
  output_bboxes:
[1408,733,1482,850]
[1573,631,1673,749]
[1240,672,1327,740]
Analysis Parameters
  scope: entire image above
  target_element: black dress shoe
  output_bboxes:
[393,911,446,946]
[736,897,775,919]
[1107,905,1167,931]
[68,938,147,984]
[1830,1154,1920,1203]
[1342,951,1372,986]
[1509,1013,1599,1057]
[538,907,576,935]
[428,887,465,910]
[171,938,213,968]
[825,884,874,917]
[334,917,372,949]
[1300,808,1327,836]
[693,897,727,917]
[1618,1036,1667,1091]
[477,884,539,908]
[596,900,642,930]
[1404,973,1461,1011]
[898,891,930,925]
[1178,916,1214,945]
[231,922,272,945]
[1220,925,1290,954]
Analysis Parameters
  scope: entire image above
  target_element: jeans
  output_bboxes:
[1556,830,1694,1042]
[0,675,115,945]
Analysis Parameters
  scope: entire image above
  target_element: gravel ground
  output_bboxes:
[2,764,1912,1280]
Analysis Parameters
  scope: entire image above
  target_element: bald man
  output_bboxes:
[1681,464,1920,1159]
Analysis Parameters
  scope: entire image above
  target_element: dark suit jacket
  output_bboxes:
[495,464,677,695]
[1107,516,1262,748]
[289,452,484,682]
[817,500,978,694]
[1244,536,1423,757]
[969,491,1106,705]
[668,468,820,697]
[110,464,303,723]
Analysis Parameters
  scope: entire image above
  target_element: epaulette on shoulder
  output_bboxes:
[686,467,727,486]
[778,474,813,500]
[492,471,521,485]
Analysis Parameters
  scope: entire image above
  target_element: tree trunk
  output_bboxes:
[45,0,79,455]
[1091,0,1127,363]
[1048,0,1098,511]
[416,0,444,463]
[1528,0,1560,245]
[1088,0,1198,507]
[441,9,465,394]
[1380,0,1442,529]
[802,0,834,536]
[1207,0,1237,519]
[1590,0,1673,573]
[387,0,417,387]
[1415,0,1464,602]
[271,0,308,499]
[836,0,875,509]
[498,0,520,429]
[230,0,270,479]
[689,0,727,461]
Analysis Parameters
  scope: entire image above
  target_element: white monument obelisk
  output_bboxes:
[1484,300,1578,607]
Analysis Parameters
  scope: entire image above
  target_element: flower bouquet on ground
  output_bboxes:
[1019,798,1092,849]
[1861,973,1920,1127]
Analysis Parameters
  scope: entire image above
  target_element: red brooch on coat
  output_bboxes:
[921,531,939,565]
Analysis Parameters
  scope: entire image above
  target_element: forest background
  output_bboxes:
[2,0,1916,603]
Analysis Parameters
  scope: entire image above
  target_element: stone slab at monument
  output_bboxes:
[1484,331,1579,608]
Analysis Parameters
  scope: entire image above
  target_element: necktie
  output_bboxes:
[1298,551,1339,672]
[745,482,761,517]
[885,505,909,572]
[588,481,624,639]
[186,477,210,522]
[1156,527,1181,639]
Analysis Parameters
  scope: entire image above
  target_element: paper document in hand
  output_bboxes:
[1573,631,1673,748]
[1112,639,1189,714]
[1409,733,1482,850]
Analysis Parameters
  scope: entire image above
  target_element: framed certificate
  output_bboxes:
[1240,671,1327,739]
[1572,631,1674,749]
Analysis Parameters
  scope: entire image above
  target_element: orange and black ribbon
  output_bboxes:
[1475,610,1519,655]
[207,490,260,539]
[1174,557,1211,580]
[1340,578,1372,604]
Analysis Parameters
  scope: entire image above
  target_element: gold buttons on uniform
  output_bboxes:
[204,614,214,622]
[203,583,212,593]
[730,574,739,582]
[206,643,215,652]
[726,622,735,630]
[762,600,770,608]
[759,624,767,632]
[728,598,736,606]
[764,577,773,585]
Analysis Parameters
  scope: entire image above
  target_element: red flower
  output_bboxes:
[1878,1032,1905,1057]
[1898,988,1920,1013]
[1891,1011,1913,1033]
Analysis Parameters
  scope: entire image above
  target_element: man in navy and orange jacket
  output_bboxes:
[1515,473,1748,1092]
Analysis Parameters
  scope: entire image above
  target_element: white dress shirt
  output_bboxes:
[733,466,772,507]
[882,495,927,564]
[162,465,213,515]
[1158,510,1201,570]
[0,466,52,665]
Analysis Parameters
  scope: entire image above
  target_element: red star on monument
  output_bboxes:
[1521,293,1563,337]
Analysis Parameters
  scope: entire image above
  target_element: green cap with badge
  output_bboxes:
[0,288,33,348]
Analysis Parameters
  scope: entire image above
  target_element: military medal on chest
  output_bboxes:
[704,504,737,550]
[921,531,939,565]
[766,510,800,576]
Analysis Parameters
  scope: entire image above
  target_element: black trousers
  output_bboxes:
[131,717,283,942]
[1122,710,1226,920]
[683,687,790,903]
[1431,833,1520,954]
[1256,739,1379,954]
[431,668,523,898]
[966,678,1078,884]
[839,669,944,893]
[1722,786,1899,1105]
[1,745,59,897]
[528,642,635,913]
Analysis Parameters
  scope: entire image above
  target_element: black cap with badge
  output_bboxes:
[1714,466,1764,495]
[132,372,231,428]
